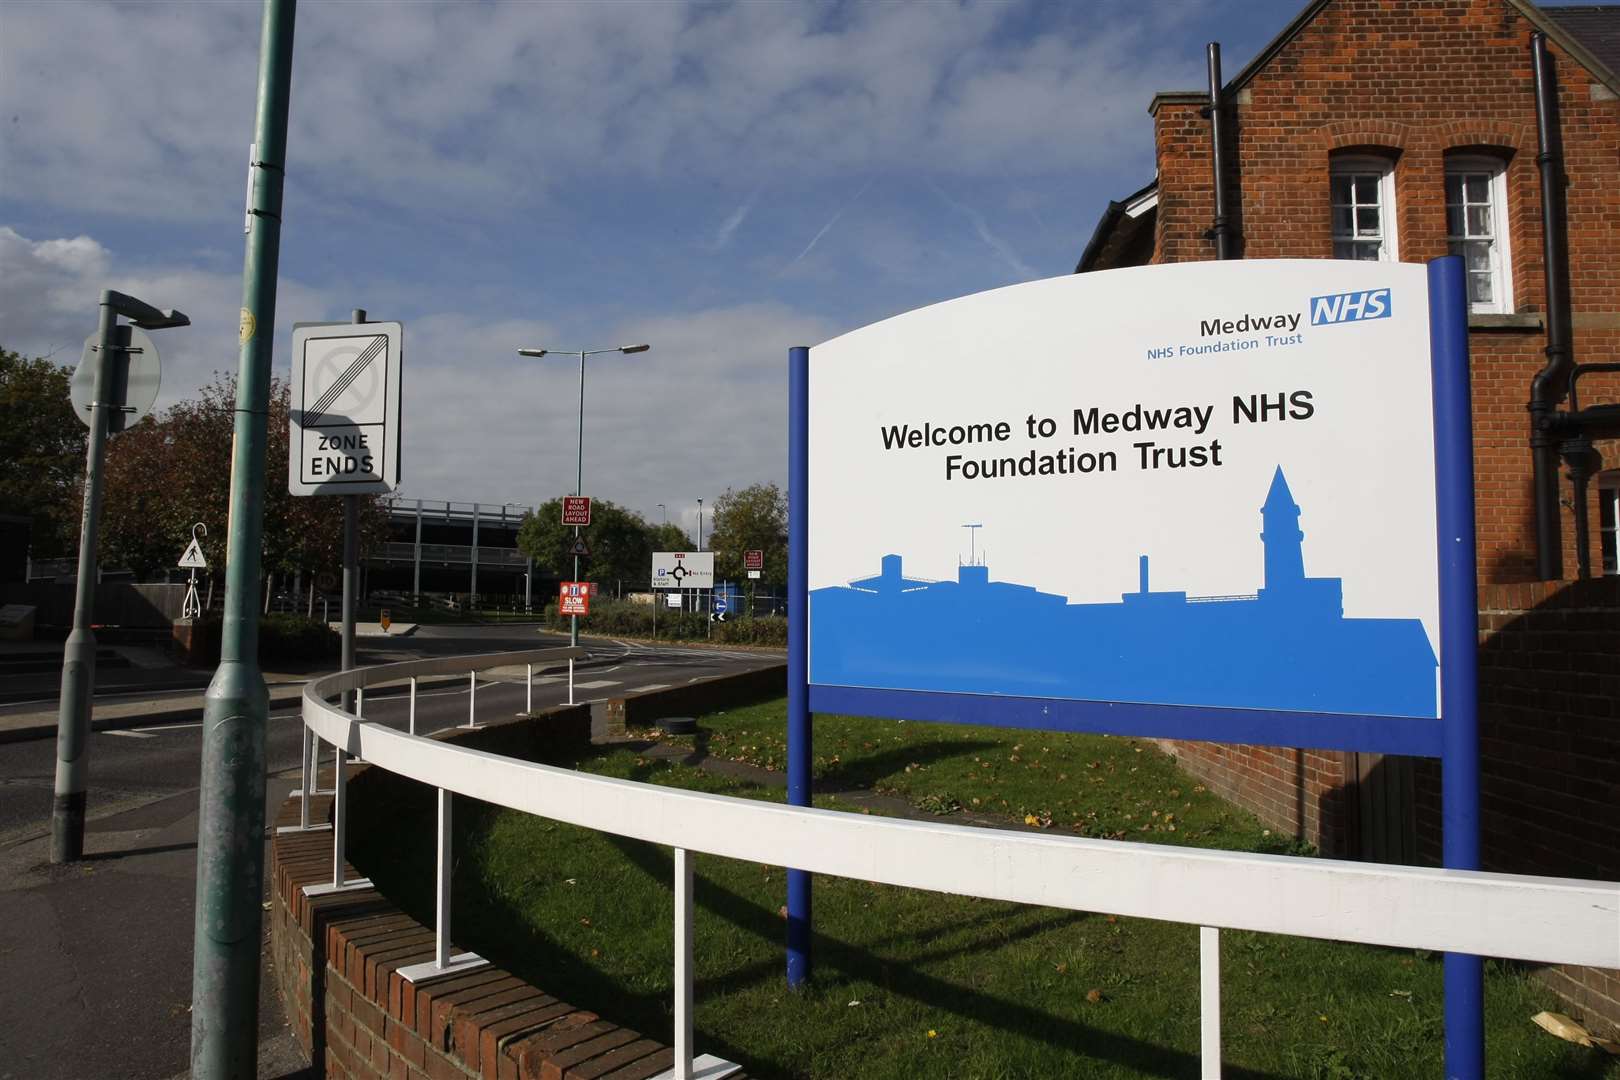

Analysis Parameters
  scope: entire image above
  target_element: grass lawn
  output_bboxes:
[348,699,1615,1080]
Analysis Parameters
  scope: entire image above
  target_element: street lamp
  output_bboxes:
[657,503,666,526]
[697,499,704,550]
[54,290,189,863]
[516,343,651,647]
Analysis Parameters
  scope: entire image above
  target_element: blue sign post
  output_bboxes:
[786,258,1481,1074]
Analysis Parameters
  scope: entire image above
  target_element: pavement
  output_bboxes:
[0,629,782,1080]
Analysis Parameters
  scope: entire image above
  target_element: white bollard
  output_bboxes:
[467,670,477,728]
[568,657,575,706]
[409,676,417,735]
[526,663,533,715]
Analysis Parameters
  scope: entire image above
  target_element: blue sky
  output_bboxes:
[3,0,1328,538]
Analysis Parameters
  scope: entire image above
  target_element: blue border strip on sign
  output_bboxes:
[808,686,1445,756]
[787,346,812,988]
[1429,257,1483,1079]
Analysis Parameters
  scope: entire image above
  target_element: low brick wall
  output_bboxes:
[270,703,754,1080]
[602,662,785,732]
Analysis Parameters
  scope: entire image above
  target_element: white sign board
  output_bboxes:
[288,321,403,495]
[651,551,714,590]
[808,259,1441,720]
[666,593,683,609]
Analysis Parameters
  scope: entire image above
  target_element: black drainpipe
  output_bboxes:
[1205,43,1236,260]
[1529,32,1575,580]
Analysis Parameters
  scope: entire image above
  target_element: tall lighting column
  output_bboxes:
[517,343,650,647]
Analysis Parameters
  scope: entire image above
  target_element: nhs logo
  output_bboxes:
[1309,288,1391,326]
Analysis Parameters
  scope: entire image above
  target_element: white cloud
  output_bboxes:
[2,1,1200,222]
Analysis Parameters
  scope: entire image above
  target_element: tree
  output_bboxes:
[707,483,787,587]
[647,522,694,553]
[98,374,387,581]
[517,498,658,593]
[0,347,86,558]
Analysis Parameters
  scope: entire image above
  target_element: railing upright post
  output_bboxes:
[674,846,693,1080]
[436,788,451,970]
[1200,926,1221,1078]
[332,747,348,889]
[298,725,311,829]
[409,676,417,736]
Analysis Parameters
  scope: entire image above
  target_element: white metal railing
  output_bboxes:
[295,651,1620,1080]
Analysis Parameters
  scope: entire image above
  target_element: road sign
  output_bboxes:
[317,571,337,591]
[748,570,762,580]
[569,537,591,558]
[178,537,208,569]
[712,591,729,623]
[651,551,714,590]
[73,326,161,433]
[744,550,764,571]
[561,496,592,526]
[666,593,682,609]
[288,320,403,495]
[559,581,590,616]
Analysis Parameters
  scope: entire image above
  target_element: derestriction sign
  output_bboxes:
[288,321,403,495]
[805,259,1454,753]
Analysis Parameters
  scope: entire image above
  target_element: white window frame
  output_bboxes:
[1330,155,1399,262]
[1445,156,1514,314]
[1599,471,1620,577]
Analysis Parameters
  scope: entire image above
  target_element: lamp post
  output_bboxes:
[53,291,189,864]
[698,498,704,549]
[517,343,650,647]
[657,503,666,525]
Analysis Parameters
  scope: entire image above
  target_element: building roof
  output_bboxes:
[1074,178,1158,273]
[1541,5,1620,80]
[1079,0,1620,273]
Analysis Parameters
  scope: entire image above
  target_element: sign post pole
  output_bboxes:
[340,309,365,713]
[1429,257,1483,1080]
[191,1,294,1073]
[786,346,812,986]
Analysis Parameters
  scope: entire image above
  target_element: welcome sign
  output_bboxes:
[803,259,1453,754]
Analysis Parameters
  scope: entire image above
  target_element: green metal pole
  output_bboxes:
[190,1,295,1076]
[50,302,120,863]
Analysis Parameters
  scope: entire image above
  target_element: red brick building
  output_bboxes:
[1080,0,1620,1031]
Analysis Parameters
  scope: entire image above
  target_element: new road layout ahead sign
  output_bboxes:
[561,496,592,526]
[651,551,714,590]
[288,321,403,496]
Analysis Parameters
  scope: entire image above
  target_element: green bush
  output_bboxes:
[260,612,341,661]
[541,599,783,645]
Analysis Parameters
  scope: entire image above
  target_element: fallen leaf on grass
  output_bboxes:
[1086,989,1104,1004]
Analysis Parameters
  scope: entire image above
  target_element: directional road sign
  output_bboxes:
[652,551,714,590]
[288,321,403,495]
[562,496,592,526]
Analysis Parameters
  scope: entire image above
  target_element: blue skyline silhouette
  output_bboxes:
[810,468,1438,719]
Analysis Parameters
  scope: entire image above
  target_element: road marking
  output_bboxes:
[572,680,620,690]
[141,721,203,732]
[626,684,671,692]
[103,729,157,739]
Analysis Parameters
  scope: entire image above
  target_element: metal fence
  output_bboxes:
[296,649,1620,1080]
